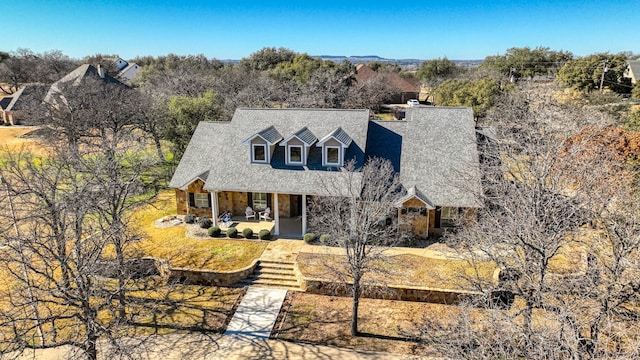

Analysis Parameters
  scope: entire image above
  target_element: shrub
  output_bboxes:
[242,228,253,239]
[319,234,331,244]
[184,214,196,224]
[303,233,316,243]
[258,229,271,240]
[2,122,11,126]
[198,217,213,229]
[208,226,221,237]
[226,227,238,238]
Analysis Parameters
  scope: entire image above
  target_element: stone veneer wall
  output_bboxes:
[400,197,430,238]
[277,193,291,218]
[175,180,212,217]
[167,260,258,286]
[294,262,499,304]
[218,191,249,217]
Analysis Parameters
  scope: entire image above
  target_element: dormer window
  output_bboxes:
[317,127,352,167]
[243,126,283,164]
[325,146,340,165]
[252,144,267,163]
[288,145,303,164]
[280,127,317,166]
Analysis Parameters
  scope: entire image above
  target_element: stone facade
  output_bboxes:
[277,193,291,218]
[175,179,212,217]
[399,197,430,238]
[218,191,250,216]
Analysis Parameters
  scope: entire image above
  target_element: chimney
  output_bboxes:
[97,64,105,79]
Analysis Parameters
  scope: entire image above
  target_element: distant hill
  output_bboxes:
[220,55,482,70]
[314,55,482,70]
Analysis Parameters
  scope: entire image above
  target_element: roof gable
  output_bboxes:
[280,127,317,146]
[243,125,283,145]
[317,127,353,148]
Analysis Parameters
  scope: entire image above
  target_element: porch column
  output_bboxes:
[211,191,219,226]
[274,193,280,235]
[302,194,307,235]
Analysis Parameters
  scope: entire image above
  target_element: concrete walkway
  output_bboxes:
[224,287,288,339]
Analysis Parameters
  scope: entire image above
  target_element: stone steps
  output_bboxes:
[239,260,302,291]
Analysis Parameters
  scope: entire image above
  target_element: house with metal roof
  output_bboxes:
[169,107,482,238]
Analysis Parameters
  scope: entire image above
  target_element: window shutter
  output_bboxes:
[207,193,212,208]
[267,193,272,209]
[189,193,195,208]
[435,206,442,228]
[247,192,253,207]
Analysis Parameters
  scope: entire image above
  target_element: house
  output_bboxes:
[43,64,128,108]
[169,107,482,238]
[625,60,640,85]
[354,64,420,104]
[0,84,48,125]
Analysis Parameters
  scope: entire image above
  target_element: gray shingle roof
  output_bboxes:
[170,107,482,208]
[170,108,369,196]
[44,64,126,105]
[3,85,48,112]
[396,107,481,208]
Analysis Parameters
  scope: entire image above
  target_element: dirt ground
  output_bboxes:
[272,292,456,356]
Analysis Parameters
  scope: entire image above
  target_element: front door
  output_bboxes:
[290,195,302,217]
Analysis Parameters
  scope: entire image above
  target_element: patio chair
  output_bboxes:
[245,206,256,220]
[259,207,272,221]
[218,211,233,228]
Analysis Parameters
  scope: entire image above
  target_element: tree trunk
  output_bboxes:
[153,133,165,162]
[351,278,360,336]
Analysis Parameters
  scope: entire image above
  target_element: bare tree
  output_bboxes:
[308,157,402,336]
[0,48,77,94]
[416,88,639,358]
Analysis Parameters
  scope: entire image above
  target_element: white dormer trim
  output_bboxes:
[316,127,352,167]
[243,126,283,164]
[280,127,317,166]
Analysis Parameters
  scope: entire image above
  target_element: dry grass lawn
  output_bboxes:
[272,292,498,356]
[122,190,268,271]
[296,252,497,291]
[0,126,43,154]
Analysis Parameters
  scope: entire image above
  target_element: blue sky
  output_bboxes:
[5,0,639,60]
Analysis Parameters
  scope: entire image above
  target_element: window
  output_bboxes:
[325,146,340,166]
[441,207,458,227]
[194,193,210,208]
[252,144,267,163]
[288,145,303,164]
[253,192,267,211]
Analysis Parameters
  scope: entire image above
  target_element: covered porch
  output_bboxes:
[211,190,311,237]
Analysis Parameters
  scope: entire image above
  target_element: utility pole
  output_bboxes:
[599,60,609,93]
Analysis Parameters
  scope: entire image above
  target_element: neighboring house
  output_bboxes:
[118,63,141,82]
[169,107,482,238]
[354,64,420,104]
[0,84,48,125]
[44,64,127,107]
[625,60,640,85]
